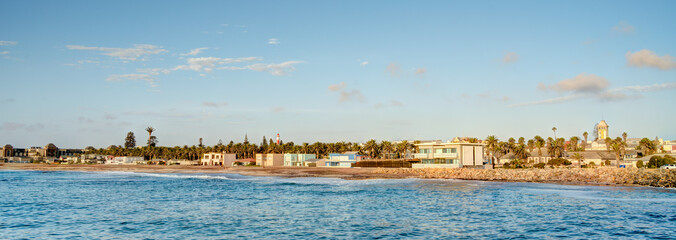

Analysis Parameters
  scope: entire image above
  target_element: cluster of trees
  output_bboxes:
[90,127,417,160]
[484,130,650,167]
[484,135,568,166]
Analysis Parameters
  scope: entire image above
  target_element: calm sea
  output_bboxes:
[1,170,675,239]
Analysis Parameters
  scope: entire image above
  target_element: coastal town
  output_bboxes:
[2,120,675,171]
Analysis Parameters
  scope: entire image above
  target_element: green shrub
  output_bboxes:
[533,163,546,169]
[547,158,572,166]
[636,160,644,168]
[647,155,676,168]
[588,162,596,168]
[604,160,611,166]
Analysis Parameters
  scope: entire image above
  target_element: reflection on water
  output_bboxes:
[1,170,674,239]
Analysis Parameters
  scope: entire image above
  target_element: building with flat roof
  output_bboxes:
[412,141,485,168]
[256,153,284,167]
[201,152,237,166]
[283,153,316,166]
[324,152,366,167]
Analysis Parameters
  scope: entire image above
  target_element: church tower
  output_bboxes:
[597,120,609,140]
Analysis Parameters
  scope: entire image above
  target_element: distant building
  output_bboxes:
[412,141,485,168]
[201,152,237,166]
[1,143,82,162]
[324,152,366,167]
[107,156,144,165]
[283,153,316,166]
[596,120,609,140]
[256,153,284,167]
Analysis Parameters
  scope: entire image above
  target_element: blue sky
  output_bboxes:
[1,0,675,148]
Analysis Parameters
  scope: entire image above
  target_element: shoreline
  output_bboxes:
[2,163,674,188]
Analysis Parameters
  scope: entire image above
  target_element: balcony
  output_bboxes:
[413,153,430,159]
[433,153,458,158]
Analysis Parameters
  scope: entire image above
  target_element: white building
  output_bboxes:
[201,152,237,166]
[284,153,316,166]
[412,141,485,168]
[107,156,144,165]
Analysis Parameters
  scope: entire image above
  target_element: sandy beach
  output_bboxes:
[0,163,414,180]
[2,163,675,187]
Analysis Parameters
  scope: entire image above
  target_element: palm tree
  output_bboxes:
[622,132,628,143]
[380,141,393,159]
[485,136,499,166]
[396,140,409,159]
[534,135,545,163]
[363,139,379,159]
[527,139,535,153]
[145,126,155,146]
[607,137,626,167]
[583,131,589,151]
[572,153,584,166]
[569,136,579,151]
[552,127,557,139]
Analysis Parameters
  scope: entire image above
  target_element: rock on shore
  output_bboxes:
[374,167,676,188]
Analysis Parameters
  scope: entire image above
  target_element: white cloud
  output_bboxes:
[626,49,676,70]
[512,82,676,107]
[0,51,8,55]
[106,73,158,87]
[550,73,609,93]
[328,82,347,91]
[222,24,229,27]
[503,52,519,63]
[340,89,365,103]
[415,68,427,75]
[268,38,279,45]
[245,61,303,76]
[66,44,167,61]
[203,101,228,108]
[138,68,171,75]
[181,47,208,56]
[0,41,17,46]
[174,56,262,72]
[612,21,635,33]
[360,61,369,66]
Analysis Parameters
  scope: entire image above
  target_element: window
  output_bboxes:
[419,149,431,154]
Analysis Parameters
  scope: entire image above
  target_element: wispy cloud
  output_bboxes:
[386,62,402,76]
[503,52,519,63]
[374,100,404,109]
[340,89,365,103]
[202,101,228,108]
[66,44,167,61]
[245,61,303,76]
[104,114,117,120]
[268,38,279,45]
[106,73,158,87]
[181,47,208,56]
[328,82,347,91]
[0,41,17,46]
[626,49,676,70]
[511,82,676,107]
[415,68,427,75]
[174,56,262,72]
[271,106,284,112]
[612,21,635,34]
[360,61,369,66]
[0,51,8,55]
[548,73,609,93]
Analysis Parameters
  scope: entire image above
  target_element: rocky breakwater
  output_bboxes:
[374,167,676,188]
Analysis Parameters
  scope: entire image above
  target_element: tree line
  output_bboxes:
[87,127,416,160]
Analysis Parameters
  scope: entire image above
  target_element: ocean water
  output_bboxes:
[1,170,675,239]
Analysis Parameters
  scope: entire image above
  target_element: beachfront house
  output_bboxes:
[107,156,144,165]
[324,152,366,167]
[256,153,284,167]
[201,152,237,166]
[283,153,317,166]
[412,141,485,168]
